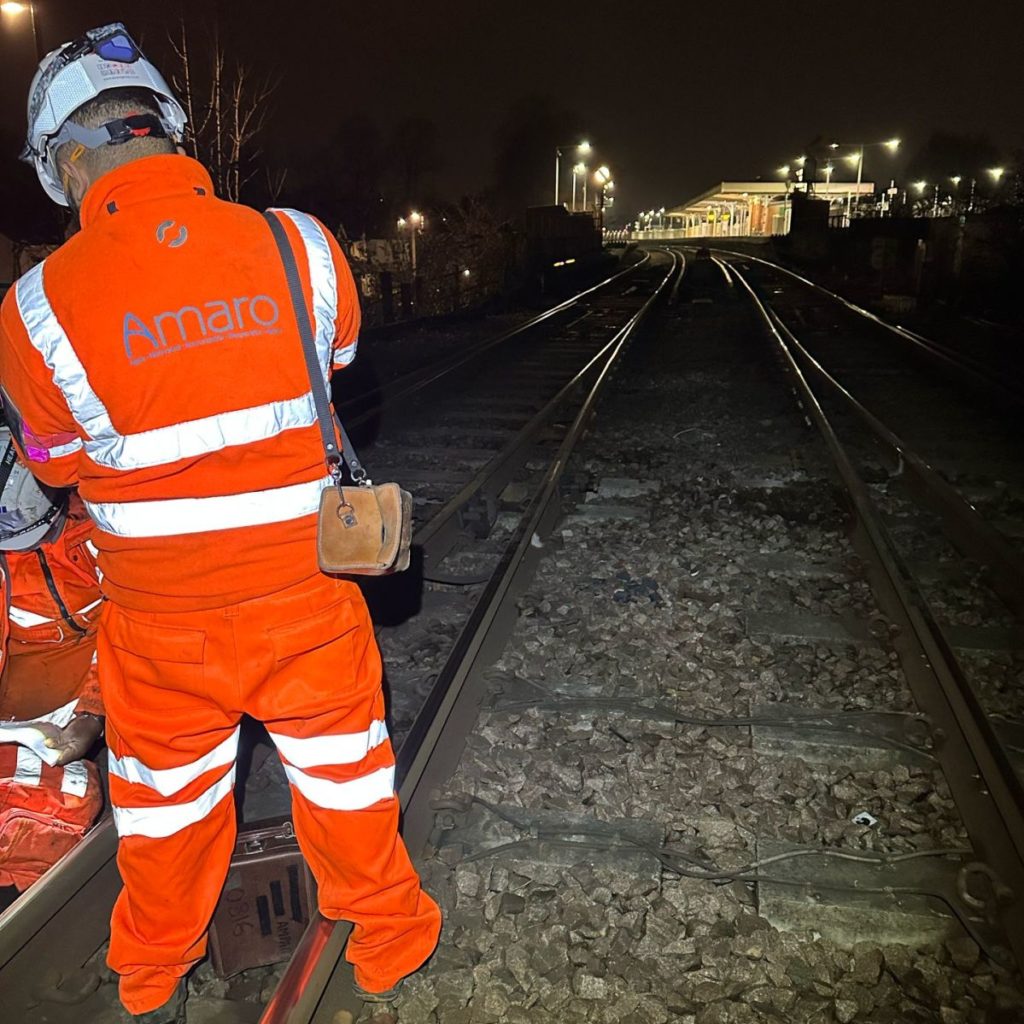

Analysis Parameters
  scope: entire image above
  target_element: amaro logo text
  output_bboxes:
[123,295,281,365]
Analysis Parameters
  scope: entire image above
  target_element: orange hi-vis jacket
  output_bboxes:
[0,512,104,892]
[0,506,104,722]
[0,155,360,611]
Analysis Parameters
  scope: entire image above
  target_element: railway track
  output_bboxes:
[369,247,1024,1023]
[709,248,1024,972]
[0,249,680,1023]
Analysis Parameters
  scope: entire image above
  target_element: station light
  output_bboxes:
[844,152,861,166]
[794,156,806,166]
[777,164,790,177]
[577,141,592,155]
[396,217,406,228]
[0,2,30,13]
[885,137,901,151]
[911,180,927,193]
[950,175,962,187]
[988,167,1006,182]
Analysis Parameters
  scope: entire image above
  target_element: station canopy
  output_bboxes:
[659,180,876,237]
[668,180,874,219]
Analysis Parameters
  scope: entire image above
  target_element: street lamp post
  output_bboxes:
[397,211,424,274]
[571,162,587,212]
[950,175,962,216]
[555,140,591,207]
[832,137,899,223]
[1,1,41,59]
[593,165,612,232]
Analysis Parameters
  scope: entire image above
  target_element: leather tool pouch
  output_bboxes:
[264,209,413,576]
[317,482,412,575]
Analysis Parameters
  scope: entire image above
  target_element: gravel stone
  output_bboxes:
[945,935,981,972]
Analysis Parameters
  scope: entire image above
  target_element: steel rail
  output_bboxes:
[744,280,1024,622]
[0,254,653,1017]
[710,247,1024,408]
[259,250,682,1024]
[732,260,1024,972]
[339,253,651,428]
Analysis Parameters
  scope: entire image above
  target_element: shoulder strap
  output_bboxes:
[263,210,368,485]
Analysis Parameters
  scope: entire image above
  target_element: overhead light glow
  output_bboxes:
[777,165,790,176]
[845,152,861,166]
[1,2,30,13]
[795,156,806,166]
[886,137,901,151]
[989,166,1006,181]
[578,141,592,155]
[912,180,927,192]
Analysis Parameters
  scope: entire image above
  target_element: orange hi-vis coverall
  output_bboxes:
[0,155,440,1014]
[0,508,104,891]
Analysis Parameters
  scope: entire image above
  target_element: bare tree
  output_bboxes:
[168,19,277,202]
[265,165,289,206]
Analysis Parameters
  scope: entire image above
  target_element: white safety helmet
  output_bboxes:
[0,431,68,552]
[21,22,187,207]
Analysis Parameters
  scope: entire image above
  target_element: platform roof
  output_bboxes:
[667,180,875,215]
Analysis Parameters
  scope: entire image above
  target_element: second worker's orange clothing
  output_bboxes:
[0,504,103,721]
[0,513,104,891]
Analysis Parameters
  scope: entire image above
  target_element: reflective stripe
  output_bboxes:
[60,760,90,798]
[9,597,102,629]
[85,541,103,582]
[108,727,239,798]
[49,438,84,458]
[14,262,116,445]
[112,766,236,839]
[334,340,358,369]
[83,393,318,471]
[268,720,388,770]
[86,475,331,539]
[14,747,43,786]
[270,208,338,384]
[9,606,53,628]
[282,763,395,811]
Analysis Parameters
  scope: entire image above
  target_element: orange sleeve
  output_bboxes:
[320,223,361,371]
[0,287,81,490]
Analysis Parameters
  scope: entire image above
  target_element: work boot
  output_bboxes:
[353,979,403,1004]
[133,982,187,1024]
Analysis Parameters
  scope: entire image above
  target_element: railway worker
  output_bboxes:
[0,23,439,1023]
[0,449,104,897]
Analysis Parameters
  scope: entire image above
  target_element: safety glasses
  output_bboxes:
[61,26,141,66]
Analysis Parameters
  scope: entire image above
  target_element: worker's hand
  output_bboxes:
[35,714,104,766]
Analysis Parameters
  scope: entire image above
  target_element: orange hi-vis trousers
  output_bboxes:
[99,574,441,1016]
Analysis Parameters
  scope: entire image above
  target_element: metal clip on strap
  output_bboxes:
[263,211,369,488]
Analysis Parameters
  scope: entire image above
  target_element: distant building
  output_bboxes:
[637,181,876,239]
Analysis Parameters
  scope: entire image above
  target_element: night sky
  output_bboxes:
[1,0,1021,221]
